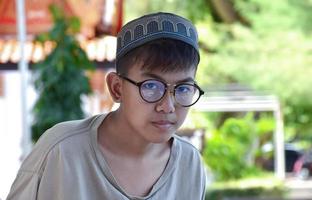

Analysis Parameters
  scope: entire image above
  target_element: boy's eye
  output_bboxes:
[142,81,159,90]
[176,85,193,93]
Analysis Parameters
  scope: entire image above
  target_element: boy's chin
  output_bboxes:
[148,131,175,144]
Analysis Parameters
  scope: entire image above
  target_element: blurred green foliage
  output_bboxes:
[203,113,275,181]
[31,5,94,142]
[195,0,312,142]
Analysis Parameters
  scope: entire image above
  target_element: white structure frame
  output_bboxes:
[193,92,285,179]
[16,0,32,159]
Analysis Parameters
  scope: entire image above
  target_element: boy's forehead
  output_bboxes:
[137,67,196,82]
[129,59,195,73]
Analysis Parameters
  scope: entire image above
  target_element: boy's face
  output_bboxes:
[119,63,196,144]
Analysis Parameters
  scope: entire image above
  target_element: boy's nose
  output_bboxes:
[155,91,176,113]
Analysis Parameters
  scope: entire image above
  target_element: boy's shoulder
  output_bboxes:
[173,134,202,156]
[36,115,99,147]
[20,115,103,172]
[172,134,206,182]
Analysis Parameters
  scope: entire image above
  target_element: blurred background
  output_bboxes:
[0,0,312,199]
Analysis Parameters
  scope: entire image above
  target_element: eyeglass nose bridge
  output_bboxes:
[162,83,179,97]
[156,85,178,108]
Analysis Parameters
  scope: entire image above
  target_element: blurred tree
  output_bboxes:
[157,0,312,142]
[199,0,312,141]
[31,4,95,142]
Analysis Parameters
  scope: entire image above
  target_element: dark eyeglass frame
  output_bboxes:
[118,74,204,107]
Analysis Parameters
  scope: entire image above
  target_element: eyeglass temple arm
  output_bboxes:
[195,83,205,95]
[118,74,141,87]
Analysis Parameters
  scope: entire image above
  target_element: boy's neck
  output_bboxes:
[98,111,171,158]
[97,111,172,197]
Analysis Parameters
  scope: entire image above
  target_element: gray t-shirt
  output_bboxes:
[7,114,206,200]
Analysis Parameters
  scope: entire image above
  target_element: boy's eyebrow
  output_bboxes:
[141,72,195,83]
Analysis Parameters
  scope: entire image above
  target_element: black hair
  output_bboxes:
[116,38,199,75]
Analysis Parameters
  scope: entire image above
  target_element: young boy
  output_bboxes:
[7,12,206,200]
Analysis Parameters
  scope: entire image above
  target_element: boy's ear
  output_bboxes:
[106,72,122,103]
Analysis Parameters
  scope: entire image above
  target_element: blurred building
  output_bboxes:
[0,0,123,112]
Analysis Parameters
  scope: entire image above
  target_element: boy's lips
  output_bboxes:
[151,120,176,130]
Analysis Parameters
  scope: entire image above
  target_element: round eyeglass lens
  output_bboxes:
[140,80,165,102]
[175,84,200,106]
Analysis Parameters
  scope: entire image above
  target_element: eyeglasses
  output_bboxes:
[119,74,204,107]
